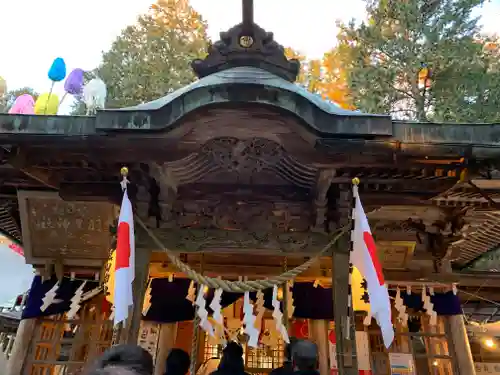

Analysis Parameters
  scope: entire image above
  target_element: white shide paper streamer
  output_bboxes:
[272,285,289,343]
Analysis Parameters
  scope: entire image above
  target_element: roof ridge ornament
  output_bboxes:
[191,0,301,82]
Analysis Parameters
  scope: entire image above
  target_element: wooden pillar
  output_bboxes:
[356,330,372,373]
[154,323,178,375]
[332,185,358,375]
[308,320,329,375]
[197,329,206,370]
[448,315,476,375]
[122,247,152,345]
[6,318,36,375]
[332,250,358,375]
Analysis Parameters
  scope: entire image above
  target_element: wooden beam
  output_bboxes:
[137,228,332,256]
[149,261,332,280]
[331,177,454,185]
[8,149,59,189]
[470,179,500,190]
[149,258,500,288]
[59,182,121,204]
[385,270,500,288]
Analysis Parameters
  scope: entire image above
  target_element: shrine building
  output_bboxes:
[2,1,500,375]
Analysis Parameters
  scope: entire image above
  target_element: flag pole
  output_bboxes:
[346,177,359,339]
[111,166,130,344]
[120,165,129,338]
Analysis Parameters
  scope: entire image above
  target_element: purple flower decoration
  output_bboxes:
[64,68,85,96]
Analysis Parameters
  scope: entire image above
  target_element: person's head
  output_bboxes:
[88,366,142,375]
[222,341,244,359]
[284,337,298,361]
[292,340,318,372]
[93,344,154,375]
[218,341,244,372]
[165,348,190,375]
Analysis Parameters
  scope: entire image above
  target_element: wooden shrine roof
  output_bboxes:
[1,65,500,273]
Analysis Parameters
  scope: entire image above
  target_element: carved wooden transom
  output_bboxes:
[202,137,282,174]
[150,137,317,191]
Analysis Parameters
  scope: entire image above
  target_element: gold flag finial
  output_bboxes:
[352,177,360,185]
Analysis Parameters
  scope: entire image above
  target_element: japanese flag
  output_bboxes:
[113,189,135,326]
[351,187,394,348]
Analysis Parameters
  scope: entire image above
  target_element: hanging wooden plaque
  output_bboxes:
[18,190,116,267]
[377,241,416,269]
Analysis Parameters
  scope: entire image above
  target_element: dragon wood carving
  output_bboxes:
[139,228,330,253]
[162,199,312,232]
[403,206,469,268]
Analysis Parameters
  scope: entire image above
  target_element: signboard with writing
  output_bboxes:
[138,321,160,364]
[389,353,415,375]
[475,362,500,374]
[18,191,116,267]
[377,241,416,269]
[328,325,373,375]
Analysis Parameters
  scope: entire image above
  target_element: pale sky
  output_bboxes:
[0,238,33,306]
[0,0,499,109]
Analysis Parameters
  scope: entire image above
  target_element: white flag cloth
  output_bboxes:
[351,187,394,348]
[113,189,135,326]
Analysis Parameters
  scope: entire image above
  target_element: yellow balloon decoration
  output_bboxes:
[34,93,59,115]
[105,249,116,305]
[0,76,6,96]
[352,266,370,312]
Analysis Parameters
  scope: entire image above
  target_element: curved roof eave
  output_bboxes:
[99,66,391,136]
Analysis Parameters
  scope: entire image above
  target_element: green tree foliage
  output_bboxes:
[0,87,39,113]
[94,0,209,109]
[337,0,500,122]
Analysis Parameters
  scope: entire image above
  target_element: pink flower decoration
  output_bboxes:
[8,94,35,115]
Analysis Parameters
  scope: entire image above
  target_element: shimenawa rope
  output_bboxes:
[135,214,349,293]
[120,165,351,293]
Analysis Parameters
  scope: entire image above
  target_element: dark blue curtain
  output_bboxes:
[22,277,462,321]
[22,276,100,319]
[144,278,242,323]
[391,290,462,315]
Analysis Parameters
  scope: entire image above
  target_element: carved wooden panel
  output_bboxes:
[160,197,314,233]
[18,191,116,267]
[377,241,416,269]
[150,137,318,191]
[140,228,330,254]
